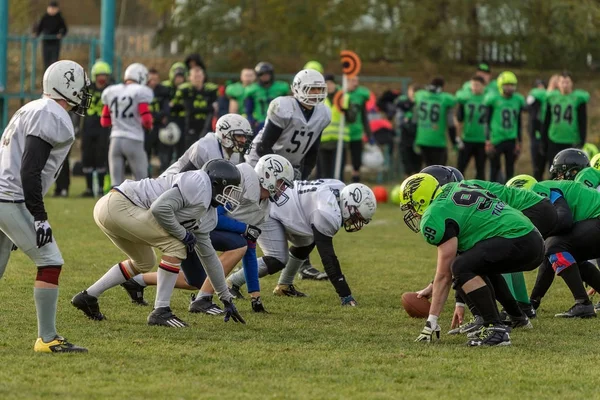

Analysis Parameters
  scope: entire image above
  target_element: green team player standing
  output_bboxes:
[456,75,487,179]
[542,71,590,165]
[526,79,552,180]
[459,63,498,96]
[484,71,525,183]
[243,62,289,133]
[346,75,372,182]
[225,68,256,114]
[414,77,457,167]
[400,173,544,346]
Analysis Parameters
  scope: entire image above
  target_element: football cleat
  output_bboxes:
[273,284,307,297]
[34,336,88,353]
[518,302,537,319]
[147,307,188,328]
[120,279,148,306]
[188,294,224,315]
[595,301,600,312]
[448,315,484,335]
[299,264,328,280]
[228,282,245,300]
[467,324,511,347]
[530,298,541,310]
[554,302,596,318]
[71,291,105,321]
[507,315,533,330]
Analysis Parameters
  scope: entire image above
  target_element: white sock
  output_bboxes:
[155,261,180,309]
[132,274,147,287]
[87,263,130,298]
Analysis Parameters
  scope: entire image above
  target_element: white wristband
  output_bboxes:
[455,302,466,308]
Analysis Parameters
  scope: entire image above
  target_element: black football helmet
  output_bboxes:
[446,166,464,182]
[549,148,590,180]
[420,165,460,186]
[255,62,274,84]
[201,159,243,212]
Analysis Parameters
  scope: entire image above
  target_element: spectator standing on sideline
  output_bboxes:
[347,76,372,182]
[317,74,355,180]
[146,68,172,175]
[226,69,256,114]
[161,62,187,159]
[34,1,68,70]
[456,76,487,180]
[396,84,420,177]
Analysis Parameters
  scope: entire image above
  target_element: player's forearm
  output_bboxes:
[21,135,53,220]
[195,233,233,302]
[256,121,283,157]
[429,268,453,317]
[243,243,260,294]
[216,206,247,233]
[150,188,188,240]
[313,226,351,297]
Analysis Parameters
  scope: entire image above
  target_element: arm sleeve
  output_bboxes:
[256,120,284,157]
[149,187,188,240]
[301,134,321,179]
[577,103,587,144]
[195,232,233,302]
[242,242,260,293]
[456,104,465,123]
[312,224,351,298]
[179,160,199,173]
[21,135,53,221]
[244,97,255,124]
[552,196,573,235]
[100,104,112,127]
[138,103,153,130]
[215,206,247,233]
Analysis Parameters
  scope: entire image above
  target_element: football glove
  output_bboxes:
[34,220,53,248]
[10,243,18,251]
[415,321,441,343]
[223,300,246,324]
[341,295,357,306]
[251,296,268,313]
[182,231,197,253]
[243,224,262,242]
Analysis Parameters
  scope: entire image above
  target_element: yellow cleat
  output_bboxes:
[273,284,307,297]
[34,336,88,353]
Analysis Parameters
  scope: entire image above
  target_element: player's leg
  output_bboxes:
[122,138,149,181]
[96,131,110,196]
[277,238,316,295]
[81,131,95,196]
[0,203,86,352]
[504,139,516,182]
[473,143,486,180]
[0,230,13,280]
[488,144,501,182]
[456,142,471,178]
[108,137,126,187]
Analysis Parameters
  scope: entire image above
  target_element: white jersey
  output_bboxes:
[117,170,217,233]
[101,83,154,142]
[229,163,270,226]
[0,98,75,201]
[270,179,344,238]
[161,132,242,177]
[245,96,331,168]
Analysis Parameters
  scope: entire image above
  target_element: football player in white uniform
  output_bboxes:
[227,180,377,306]
[101,63,154,186]
[246,69,332,280]
[71,159,246,327]
[0,60,90,353]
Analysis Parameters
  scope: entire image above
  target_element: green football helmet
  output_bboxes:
[506,174,538,190]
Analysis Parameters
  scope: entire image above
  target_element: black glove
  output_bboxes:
[223,299,246,324]
[243,224,262,242]
[34,220,53,248]
[251,296,268,313]
[182,231,197,253]
[10,243,18,251]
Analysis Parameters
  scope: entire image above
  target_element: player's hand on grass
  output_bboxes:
[251,296,268,313]
[416,283,433,299]
[182,231,197,253]
[415,321,440,343]
[223,299,246,324]
[341,295,357,306]
[450,304,465,329]
[34,220,53,248]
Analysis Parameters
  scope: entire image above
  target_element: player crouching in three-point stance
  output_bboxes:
[399,173,544,346]
[0,60,90,352]
[72,159,245,327]
[227,180,377,306]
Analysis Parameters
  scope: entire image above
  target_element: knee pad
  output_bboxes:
[451,259,476,288]
[548,252,576,274]
[36,266,62,285]
[263,256,286,275]
[289,244,315,261]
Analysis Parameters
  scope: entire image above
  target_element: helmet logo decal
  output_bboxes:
[220,120,231,130]
[404,176,425,200]
[267,158,284,174]
[63,69,75,89]
[350,187,363,203]
[511,179,529,188]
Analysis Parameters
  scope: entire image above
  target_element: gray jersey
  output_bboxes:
[229,163,270,226]
[270,179,344,238]
[161,132,242,177]
[245,96,331,168]
[0,98,75,200]
[101,83,154,142]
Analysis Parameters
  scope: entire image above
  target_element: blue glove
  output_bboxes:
[182,231,197,253]
[341,295,357,306]
[223,299,246,323]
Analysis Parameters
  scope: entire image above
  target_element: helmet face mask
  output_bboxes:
[292,69,327,107]
[201,159,243,213]
[215,184,243,212]
[339,184,377,233]
[342,205,368,233]
[72,83,92,117]
[401,204,422,233]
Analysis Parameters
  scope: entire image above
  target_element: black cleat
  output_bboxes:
[189,295,224,315]
[518,302,537,319]
[273,284,307,297]
[530,298,541,310]
[121,279,148,306]
[228,283,245,300]
[299,265,328,280]
[448,315,484,335]
[555,302,596,318]
[71,291,105,321]
[34,336,88,353]
[147,307,188,328]
[507,315,533,330]
[467,324,511,347]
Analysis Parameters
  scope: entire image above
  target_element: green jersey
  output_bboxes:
[545,90,590,145]
[456,90,487,143]
[414,90,457,148]
[244,81,290,123]
[348,86,371,141]
[420,182,535,252]
[484,92,525,145]
[575,167,600,190]
[535,180,600,222]
[462,180,544,211]
[225,82,247,105]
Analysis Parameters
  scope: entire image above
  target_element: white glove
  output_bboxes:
[415,320,441,343]
[34,220,53,248]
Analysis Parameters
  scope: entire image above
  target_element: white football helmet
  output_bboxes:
[254,154,295,202]
[43,60,91,116]
[158,122,181,145]
[124,63,149,85]
[339,183,377,232]
[291,69,327,106]
[215,114,253,154]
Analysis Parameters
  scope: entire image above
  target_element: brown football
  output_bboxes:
[401,292,430,318]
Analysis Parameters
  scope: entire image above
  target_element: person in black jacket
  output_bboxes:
[146,68,172,174]
[34,1,68,70]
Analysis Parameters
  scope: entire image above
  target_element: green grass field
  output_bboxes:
[0,178,598,400]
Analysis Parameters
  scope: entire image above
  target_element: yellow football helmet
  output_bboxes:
[399,173,440,232]
[506,174,537,190]
[590,153,600,170]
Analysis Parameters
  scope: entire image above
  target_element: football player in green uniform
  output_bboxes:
[526,79,548,180]
[400,173,544,346]
[542,72,590,165]
[576,153,600,190]
[459,63,498,96]
[226,68,256,114]
[456,76,487,179]
[243,62,290,133]
[414,77,457,167]
[484,71,525,183]
[347,75,372,182]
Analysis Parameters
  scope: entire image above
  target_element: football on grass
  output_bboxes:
[401,292,430,318]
